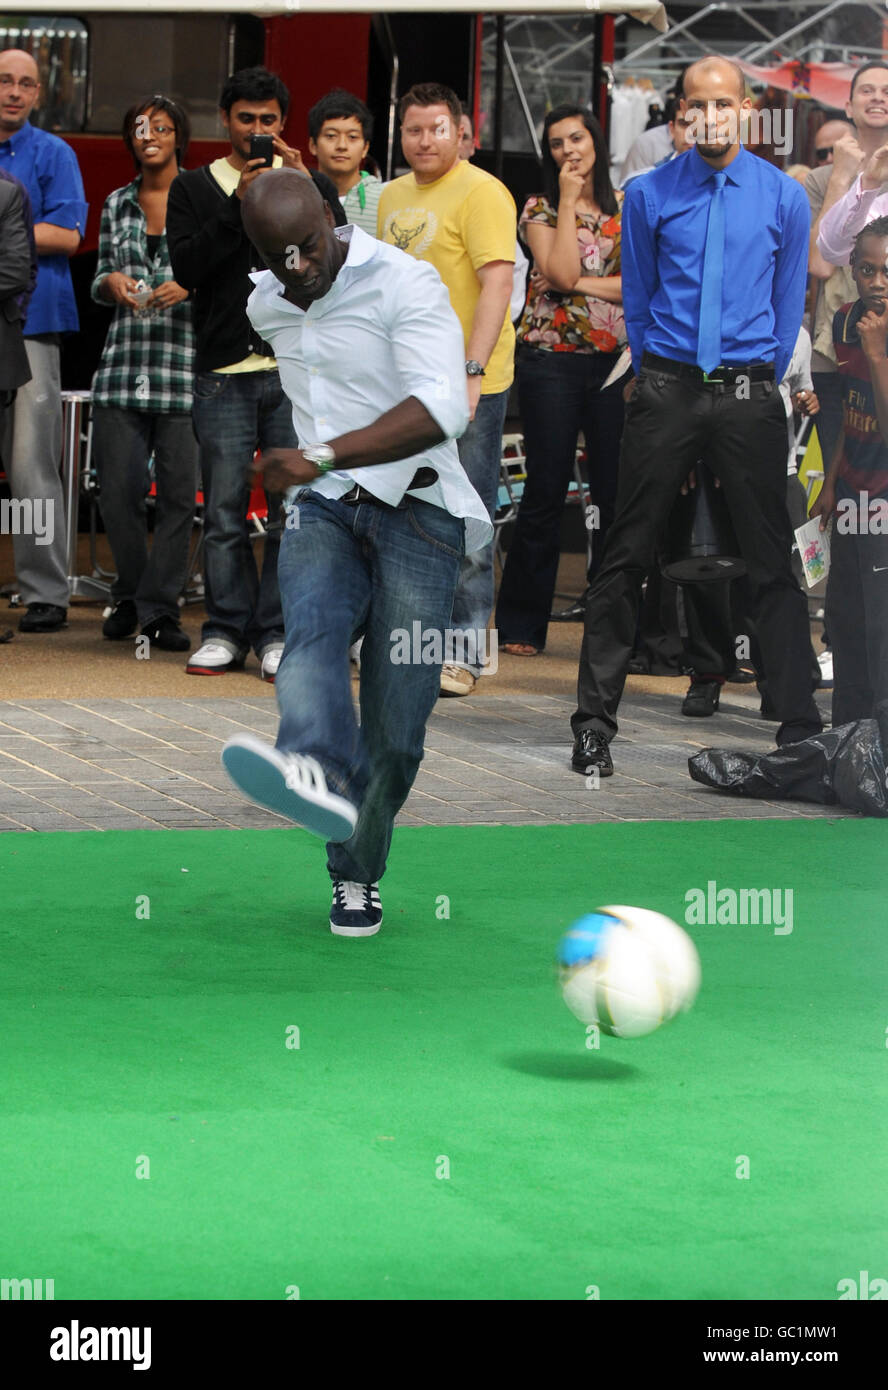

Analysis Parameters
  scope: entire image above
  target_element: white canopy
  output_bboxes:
[4,1,669,33]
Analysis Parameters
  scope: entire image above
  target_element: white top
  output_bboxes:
[246,224,493,553]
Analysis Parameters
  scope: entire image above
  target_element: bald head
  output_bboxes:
[241,166,325,241]
[242,167,345,305]
[684,57,746,103]
[0,48,38,78]
[0,48,40,136]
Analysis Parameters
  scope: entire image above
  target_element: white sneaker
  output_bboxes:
[817,649,834,687]
[186,641,245,675]
[221,733,357,842]
[260,645,284,683]
[440,664,476,697]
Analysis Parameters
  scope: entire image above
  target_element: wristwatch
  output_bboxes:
[302,443,337,473]
[465,360,486,377]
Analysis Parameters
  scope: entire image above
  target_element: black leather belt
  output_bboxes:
[340,467,438,506]
[641,351,775,385]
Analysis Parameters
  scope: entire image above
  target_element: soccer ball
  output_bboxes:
[557,906,701,1039]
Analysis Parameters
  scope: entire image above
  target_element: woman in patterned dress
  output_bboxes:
[496,106,627,655]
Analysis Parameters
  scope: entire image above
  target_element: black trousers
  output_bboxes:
[826,523,888,729]
[496,345,623,650]
[573,365,822,746]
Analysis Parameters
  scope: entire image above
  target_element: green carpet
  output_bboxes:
[1,820,886,1301]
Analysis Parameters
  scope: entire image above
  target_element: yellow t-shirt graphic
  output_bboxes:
[378,159,516,395]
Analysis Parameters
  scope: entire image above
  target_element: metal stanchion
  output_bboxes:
[60,389,112,601]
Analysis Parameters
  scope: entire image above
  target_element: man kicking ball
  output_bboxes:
[221,170,491,935]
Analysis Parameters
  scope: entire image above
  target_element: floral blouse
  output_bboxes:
[517,191,627,354]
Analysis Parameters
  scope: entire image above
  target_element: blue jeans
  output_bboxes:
[447,387,509,673]
[275,489,464,884]
[191,369,297,655]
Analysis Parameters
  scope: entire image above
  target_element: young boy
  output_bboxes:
[812,215,888,730]
[307,89,383,237]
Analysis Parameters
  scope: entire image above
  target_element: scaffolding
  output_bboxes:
[612,0,888,83]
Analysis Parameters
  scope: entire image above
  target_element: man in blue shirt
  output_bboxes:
[0,49,87,633]
[571,55,823,777]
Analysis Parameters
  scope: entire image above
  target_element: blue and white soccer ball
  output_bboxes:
[557,906,701,1039]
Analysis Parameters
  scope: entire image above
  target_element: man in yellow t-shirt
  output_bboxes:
[378,83,516,696]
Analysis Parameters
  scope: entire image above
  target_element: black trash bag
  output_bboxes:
[688,719,888,817]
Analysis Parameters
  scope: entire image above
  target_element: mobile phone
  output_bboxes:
[249,133,275,168]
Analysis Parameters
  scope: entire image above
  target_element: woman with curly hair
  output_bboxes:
[496,105,627,655]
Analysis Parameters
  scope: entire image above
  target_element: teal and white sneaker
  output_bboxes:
[221,734,357,842]
[330,880,382,937]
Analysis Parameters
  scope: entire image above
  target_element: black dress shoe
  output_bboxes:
[18,603,67,632]
[571,729,614,776]
[681,680,721,717]
[141,615,191,652]
[550,592,588,622]
[103,600,137,639]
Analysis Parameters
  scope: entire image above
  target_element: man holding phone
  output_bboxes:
[167,66,345,680]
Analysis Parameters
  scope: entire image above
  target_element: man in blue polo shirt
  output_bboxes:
[0,48,87,633]
[570,54,822,777]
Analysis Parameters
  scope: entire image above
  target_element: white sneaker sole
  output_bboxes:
[221,735,357,842]
[329,917,382,938]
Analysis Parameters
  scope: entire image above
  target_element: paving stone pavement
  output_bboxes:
[0,684,847,832]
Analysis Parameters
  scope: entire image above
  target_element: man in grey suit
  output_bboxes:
[0,168,36,403]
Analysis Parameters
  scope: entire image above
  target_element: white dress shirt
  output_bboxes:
[246,224,493,552]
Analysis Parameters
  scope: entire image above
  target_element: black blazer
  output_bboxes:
[0,178,33,392]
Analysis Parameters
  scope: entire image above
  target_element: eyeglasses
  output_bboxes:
[0,75,38,91]
[140,125,175,137]
[815,146,833,160]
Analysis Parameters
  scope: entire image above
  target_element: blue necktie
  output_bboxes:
[697,170,727,373]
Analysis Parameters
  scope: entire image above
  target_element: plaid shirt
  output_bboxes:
[90,178,194,412]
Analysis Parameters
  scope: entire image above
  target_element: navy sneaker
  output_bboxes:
[330,880,382,937]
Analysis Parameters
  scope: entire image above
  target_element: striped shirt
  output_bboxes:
[90,177,194,412]
[340,172,384,237]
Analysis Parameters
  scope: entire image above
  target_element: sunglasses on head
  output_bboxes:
[815,146,833,160]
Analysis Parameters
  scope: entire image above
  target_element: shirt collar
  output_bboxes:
[334,222,378,268]
[688,142,746,188]
[0,120,35,155]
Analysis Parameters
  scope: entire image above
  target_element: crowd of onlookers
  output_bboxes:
[0,44,886,748]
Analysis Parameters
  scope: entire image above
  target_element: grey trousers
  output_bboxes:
[0,335,68,609]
